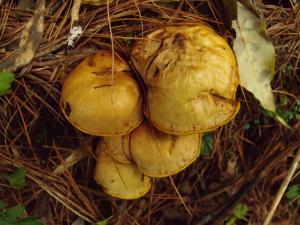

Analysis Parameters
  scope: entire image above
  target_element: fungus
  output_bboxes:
[130,121,202,177]
[131,25,240,135]
[94,150,151,199]
[99,135,132,164]
[60,52,143,136]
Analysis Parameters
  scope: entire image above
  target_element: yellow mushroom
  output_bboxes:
[60,52,143,136]
[131,25,240,135]
[130,121,202,177]
[94,150,151,199]
[100,135,132,164]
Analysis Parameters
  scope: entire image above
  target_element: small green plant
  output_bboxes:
[201,132,215,157]
[258,97,300,125]
[283,63,294,77]
[285,184,300,205]
[224,203,249,225]
[0,168,26,189]
[96,216,113,225]
[276,97,300,123]
[0,71,15,96]
[243,122,251,130]
[0,201,44,225]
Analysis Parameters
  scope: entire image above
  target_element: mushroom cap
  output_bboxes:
[100,135,132,164]
[131,25,240,134]
[82,0,112,5]
[94,150,151,199]
[145,90,240,135]
[130,121,202,177]
[60,52,143,136]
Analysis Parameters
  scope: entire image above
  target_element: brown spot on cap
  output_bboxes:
[173,33,185,49]
[88,55,96,67]
[65,102,72,117]
[94,84,112,89]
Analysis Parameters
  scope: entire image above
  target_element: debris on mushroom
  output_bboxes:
[60,51,143,136]
[94,150,151,199]
[131,25,240,135]
[68,0,112,47]
[130,121,202,177]
[100,135,132,164]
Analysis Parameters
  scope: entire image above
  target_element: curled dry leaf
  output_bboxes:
[54,150,86,174]
[232,2,290,127]
[233,2,275,112]
[0,0,45,72]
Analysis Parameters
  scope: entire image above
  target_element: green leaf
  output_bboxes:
[295,114,300,120]
[280,96,289,106]
[6,205,25,220]
[2,168,26,189]
[96,216,113,225]
[297,196,300,205]
[286,185,300,201]
[233,203,248,219]
[200,133,215,157]
[0,201,5,210]
[225,216,237,225]
[17,216,45,225]
[243,123,251,130]
[0,71,15,96]
[232,2,289,128]
[296,99,300,106]
[0,202,44,225]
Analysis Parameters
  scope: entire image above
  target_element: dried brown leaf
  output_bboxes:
[0,0,45,72]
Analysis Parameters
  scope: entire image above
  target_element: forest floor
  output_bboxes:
[0,0,299,225]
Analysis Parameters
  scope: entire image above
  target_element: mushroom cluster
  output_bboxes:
[60,24,240,199]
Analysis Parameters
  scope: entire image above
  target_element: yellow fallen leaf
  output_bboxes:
[232,2,290,128]
[233,2,275,112]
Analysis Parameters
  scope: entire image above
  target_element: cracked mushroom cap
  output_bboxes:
[99,135,132,164]
[60,52,143,136]
[131,25,240,134]
[130,121,202,177]
[82,0,112,5]
[94,150,151,199]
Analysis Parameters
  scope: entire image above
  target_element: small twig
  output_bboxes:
[194,169,265,225]
[169,176,192,217]
[68,0,83,47]
[53,149,86,174]
[193,139,300,225]
[34,40,67,59]
[262,147,300,225]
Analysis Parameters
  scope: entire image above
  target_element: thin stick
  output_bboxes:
[68,0,82,47]
[106,0,115,105]
[169,176,192,216]
[262,147,300,225]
